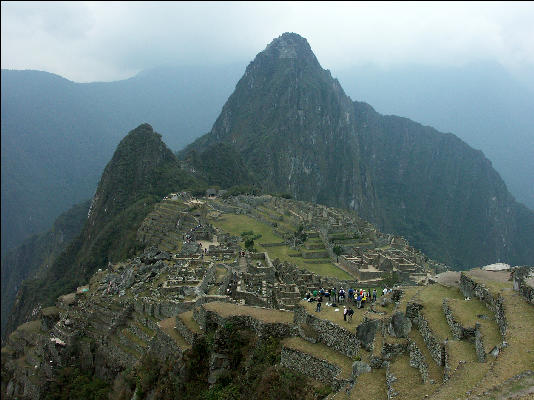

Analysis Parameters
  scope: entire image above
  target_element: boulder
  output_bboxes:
[352,361,371,378]
[389,312,412,338]
[356,319,379,351]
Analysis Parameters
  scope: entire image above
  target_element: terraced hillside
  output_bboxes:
[2,194,532,399]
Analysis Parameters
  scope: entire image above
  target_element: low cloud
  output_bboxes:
[2,1,533,82]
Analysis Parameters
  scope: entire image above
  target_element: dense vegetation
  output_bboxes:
[108,324,331,400]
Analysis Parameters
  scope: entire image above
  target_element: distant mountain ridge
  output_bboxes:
[2,57,532,258]
[1,65,243,256]
[184,32,534,268]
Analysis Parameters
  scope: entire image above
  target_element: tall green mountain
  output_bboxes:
[0,200,89,340]
[4,124,201,336]
[184,32,534,268]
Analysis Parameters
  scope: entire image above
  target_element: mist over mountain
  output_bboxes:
[335,62,534,211]
[0,64,243,255]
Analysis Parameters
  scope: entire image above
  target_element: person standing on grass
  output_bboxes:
[332,287,337,303]
[316,296,322,312]
[373,289,377,302]
[343,306,348,321]
[348,307,354,322]
[356,292,362,309]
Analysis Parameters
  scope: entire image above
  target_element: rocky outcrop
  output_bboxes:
[356,318,380,351]
[388,312,412,338]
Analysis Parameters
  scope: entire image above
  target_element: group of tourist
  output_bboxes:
[305,286,392,321]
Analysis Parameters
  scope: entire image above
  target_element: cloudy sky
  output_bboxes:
[2,1,534,83]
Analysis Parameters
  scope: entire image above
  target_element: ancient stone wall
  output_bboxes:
[442,299,465,340]
[147,328,184,361]
[280,347,351,391]
[408,340,429,383]
[293,305,360,357]
[193,305,295,339]
[511,266,534,305]
[459,273,507,337]
[199,263,217,294]
[474,323,486,362]
[406,302,445,369]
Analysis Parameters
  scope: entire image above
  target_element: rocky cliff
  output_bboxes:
[183,32,534,268]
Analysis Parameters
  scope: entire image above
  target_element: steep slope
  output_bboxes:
[184,32,534,268]
[0,200,90,340]
[4,124,202,337]
[336,62,534,210]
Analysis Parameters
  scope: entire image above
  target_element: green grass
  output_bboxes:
[214,265,228,283]
[447,297,501,351]
[388,354,430,397]
[416,285,464,341]
[407,329,443,383]
[211,214,352,279]
[211,214,281,245]
[121,328,148,349]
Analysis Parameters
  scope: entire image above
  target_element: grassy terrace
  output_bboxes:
[447,297,501,351]
[203,301,294,324]
[300,300,365,327]
[255,206,296,233]
[415,284,479,370]
[416,285,464,340]
[214,265,228,282]
[132,318,156,338]
[465,286,534,398]
[157,317,191,350]
[389,354,431,398]
[177,310,202,334]
[432,280,534,399]
[330,368,387,400]
[121,328,148,349]
[282,337,353,379]
[109,334,142,359]
[407,329,443,383]
[210,213,352,280]
[432,359,491,400]
[464,269,512,295]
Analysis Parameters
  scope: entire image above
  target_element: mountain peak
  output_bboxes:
[264,32,312,59]
[251,32,321,70]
